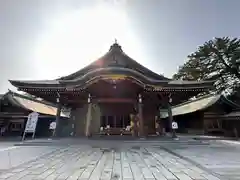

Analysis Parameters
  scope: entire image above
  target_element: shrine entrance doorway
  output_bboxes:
[99,102,135,135]
[100,115,131,135]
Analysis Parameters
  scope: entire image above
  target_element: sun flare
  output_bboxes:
[32,4,143,80]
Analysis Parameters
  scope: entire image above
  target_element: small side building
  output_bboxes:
[160,94,240,135]
[221,109,240,137]
[0,90,70,137]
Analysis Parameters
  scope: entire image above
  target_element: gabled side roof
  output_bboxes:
[160,94,240,118]
[1,90,70,117]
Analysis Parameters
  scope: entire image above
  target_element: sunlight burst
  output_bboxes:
[33,4,142,79]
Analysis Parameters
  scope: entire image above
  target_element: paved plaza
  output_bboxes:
[0,138,239,180]
[167,140,240,180]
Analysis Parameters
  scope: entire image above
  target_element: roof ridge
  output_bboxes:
[59,43,169,81]
[121,51,170,80]
[172,93,220,108]
[58,51,111,80]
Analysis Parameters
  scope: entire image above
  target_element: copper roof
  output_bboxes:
[161,94,221,118]
[160,94,240,118]
[9,43,214,90]
[59,42,170,81]
[1,91,70,117]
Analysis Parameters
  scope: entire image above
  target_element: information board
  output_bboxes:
[25,112,39,132]
[22,112,39,141]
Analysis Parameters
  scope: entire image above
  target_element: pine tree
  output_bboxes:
[173,37,240,95]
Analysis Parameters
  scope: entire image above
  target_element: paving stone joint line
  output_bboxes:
[160,146,227,180]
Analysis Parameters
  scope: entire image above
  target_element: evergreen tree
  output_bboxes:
[173,37,240,95]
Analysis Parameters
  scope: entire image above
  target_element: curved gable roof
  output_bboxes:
[59,43,170,81]
[9,43,214,90]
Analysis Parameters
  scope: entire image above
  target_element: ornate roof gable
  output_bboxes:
[9,42,214,90]
[59,42,169,81]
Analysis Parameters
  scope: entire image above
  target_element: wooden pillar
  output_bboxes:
[71,114,75,136]
[167,93,177,138]
[131,114,138,137]
[53,97,62,137]
[85,94,92,137]
[138,94,144,137]
[130,114,135,136]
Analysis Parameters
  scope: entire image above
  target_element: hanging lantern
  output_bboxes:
[138,94,142,103]
[168,94,172,103]
[88,94,91,103]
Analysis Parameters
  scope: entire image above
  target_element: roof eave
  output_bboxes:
[9,80,64,89]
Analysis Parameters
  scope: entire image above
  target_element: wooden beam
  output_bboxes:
[96,98,135,103]
[60,99,86,103]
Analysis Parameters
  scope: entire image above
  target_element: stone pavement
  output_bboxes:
[166,141,240,180]
[0,145,60,170]
[0,144,222,180]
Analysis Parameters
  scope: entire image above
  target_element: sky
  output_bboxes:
[0,0,240,93]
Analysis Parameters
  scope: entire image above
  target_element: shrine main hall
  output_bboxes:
[9,43,213,137]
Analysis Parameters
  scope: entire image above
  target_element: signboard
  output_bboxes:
[172,122,178,129]
[49,122,56,130]
[25,112,39,132]
[22,112,39,141]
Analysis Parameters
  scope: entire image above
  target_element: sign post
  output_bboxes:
[22,112,39,141]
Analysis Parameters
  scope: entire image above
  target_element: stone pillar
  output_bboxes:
[53,97,62,137]
[138,94,144,137]
[167,93,177,138]
[85,94,92,137]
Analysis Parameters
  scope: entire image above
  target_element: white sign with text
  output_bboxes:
[25,112,39,133]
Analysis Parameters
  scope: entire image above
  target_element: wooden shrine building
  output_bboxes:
[0,90,69,137]
[9,42,214,137]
